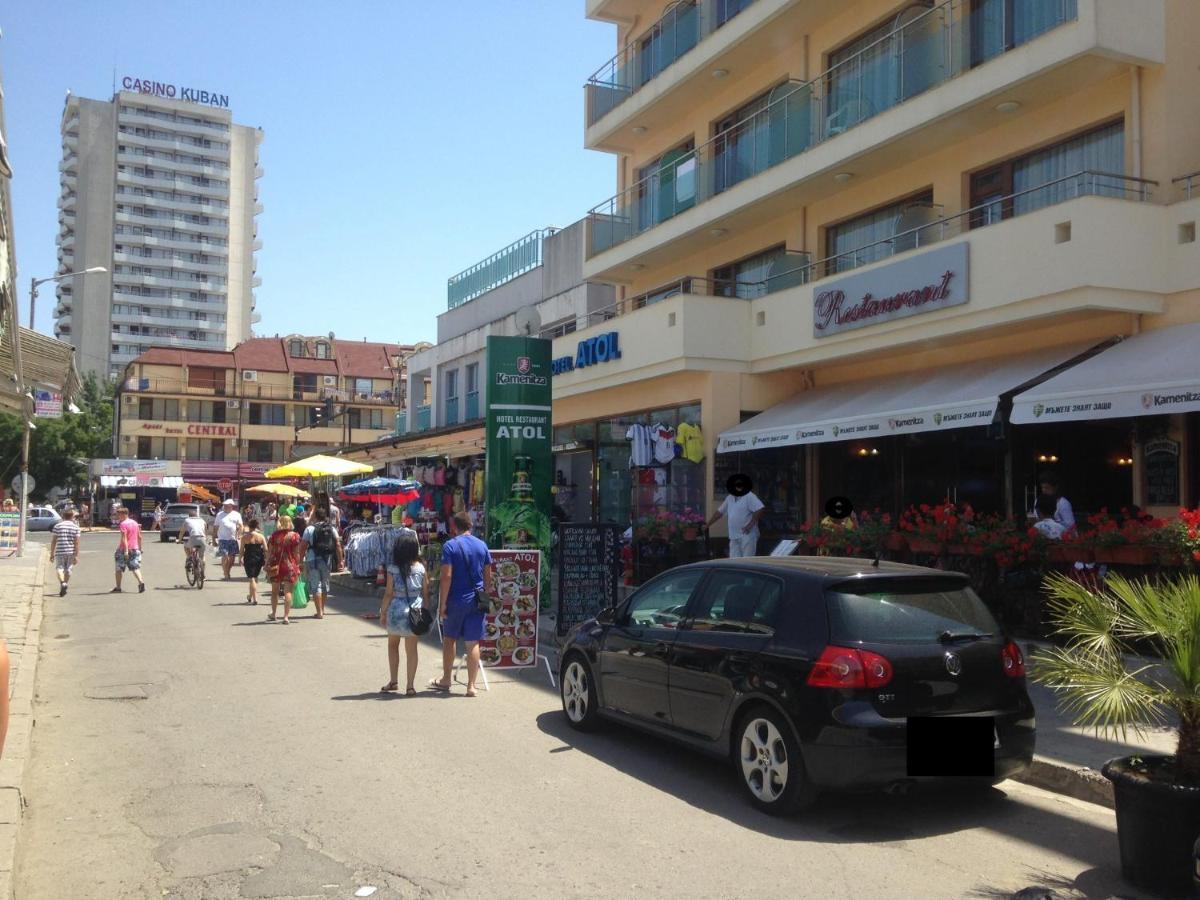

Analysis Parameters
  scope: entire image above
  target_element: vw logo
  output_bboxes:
[944,652,962,676]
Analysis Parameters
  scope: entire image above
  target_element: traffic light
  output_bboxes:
[311,397,335,427]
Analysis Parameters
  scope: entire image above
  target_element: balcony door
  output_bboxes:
[636,141,696,233]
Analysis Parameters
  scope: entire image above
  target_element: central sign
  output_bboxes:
[813,243,968,338]
[186,424,237,437]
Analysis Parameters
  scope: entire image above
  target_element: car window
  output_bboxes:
[624,569,705,629]
[826,579,998,644]
[686,571,782,635]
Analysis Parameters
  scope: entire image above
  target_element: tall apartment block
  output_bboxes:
[55,87,263,379]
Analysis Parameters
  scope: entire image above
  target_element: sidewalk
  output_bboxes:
[0,546,48,898]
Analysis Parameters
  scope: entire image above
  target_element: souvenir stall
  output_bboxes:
[387,457,487,536]
[336,477,427,585]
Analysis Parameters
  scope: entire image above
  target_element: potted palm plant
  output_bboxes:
[1032,572,1200,895]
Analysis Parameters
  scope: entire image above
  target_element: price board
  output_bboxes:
[1144,438,1180,506]
[0,511,19,557]
[556,523,622,637]
[480,549,540,668]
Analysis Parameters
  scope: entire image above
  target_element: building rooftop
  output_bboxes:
[128,337,417,380]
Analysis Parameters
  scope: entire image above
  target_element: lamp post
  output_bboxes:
[30,266,106,329]
[14,266,107,557]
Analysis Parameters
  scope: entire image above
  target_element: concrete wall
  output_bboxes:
[225,124,260,348]
[71,97,117,380]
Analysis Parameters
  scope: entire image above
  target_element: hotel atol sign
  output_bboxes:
[122,76,230,109]
[813,243,968,337]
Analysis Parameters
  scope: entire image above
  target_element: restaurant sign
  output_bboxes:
[90,459,182,477]
[813,243,968,338]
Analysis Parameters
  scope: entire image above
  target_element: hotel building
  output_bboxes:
[55,85,263,379]
[554,0,1200,549]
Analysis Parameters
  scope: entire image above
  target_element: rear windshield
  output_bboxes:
[825,579,998,644]
[167,505,200,515]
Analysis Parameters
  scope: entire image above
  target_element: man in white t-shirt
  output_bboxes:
[213,499,244,580]
[706,474,765,558]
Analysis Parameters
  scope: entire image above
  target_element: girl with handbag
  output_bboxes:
[380,531,430,695]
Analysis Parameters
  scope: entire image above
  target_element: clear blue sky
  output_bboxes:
[2,1,616,345]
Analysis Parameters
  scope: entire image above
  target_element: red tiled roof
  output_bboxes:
[130,337,417,380]
[334,340,406,379]
[232,338,288,372]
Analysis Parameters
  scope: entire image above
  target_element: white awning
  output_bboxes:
[717,344,1096,452]
[1011,324,1200,424]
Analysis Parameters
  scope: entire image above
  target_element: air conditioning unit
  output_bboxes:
[121,435,134,444]
[226,399,240,409]
[243,370,258,382]
[322,375,337,387]
[123,395,136,404]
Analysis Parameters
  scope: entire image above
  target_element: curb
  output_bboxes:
[1012,756,1114,809]
[0,547,48,898]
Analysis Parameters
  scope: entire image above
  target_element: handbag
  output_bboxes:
[475,587,491,615]
[404,573,433,636]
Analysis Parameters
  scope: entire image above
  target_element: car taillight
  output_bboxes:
[807,645,893,689]
[1001,640,1026,678]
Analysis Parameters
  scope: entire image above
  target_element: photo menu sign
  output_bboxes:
[556,523,623,637]
[480,550,540,669]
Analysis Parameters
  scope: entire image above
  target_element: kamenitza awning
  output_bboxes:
[1011,324,1200,424]
[717,344,1097,452]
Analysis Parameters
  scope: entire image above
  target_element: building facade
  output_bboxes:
[56,86,262,379]
[115,335,415,488]
[561,0,1200,548]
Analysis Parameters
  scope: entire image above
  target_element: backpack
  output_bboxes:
[312,522,335,558]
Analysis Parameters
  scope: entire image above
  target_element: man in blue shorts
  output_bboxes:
[213,498,244,580]
[432,512,494,697]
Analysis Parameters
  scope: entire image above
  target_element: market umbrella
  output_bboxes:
[246,483,310,498]
[337,477,421,506]
[265,454,373,479]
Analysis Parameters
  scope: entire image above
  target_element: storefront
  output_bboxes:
[90,459,183,528]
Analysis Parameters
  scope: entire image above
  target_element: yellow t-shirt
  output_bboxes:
[676,422,705,463]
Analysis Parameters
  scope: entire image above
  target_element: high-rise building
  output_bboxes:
[55,83,262,379]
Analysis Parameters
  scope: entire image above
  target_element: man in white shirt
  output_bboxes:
[706,474,766,559]
[213,499,244,580]
[1039,472,1075,532]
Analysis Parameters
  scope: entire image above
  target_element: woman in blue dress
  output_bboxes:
[379,531,426,695]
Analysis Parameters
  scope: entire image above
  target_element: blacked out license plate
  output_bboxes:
[906,716,996,777]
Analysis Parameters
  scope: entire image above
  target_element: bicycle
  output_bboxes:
[185,545,206,589]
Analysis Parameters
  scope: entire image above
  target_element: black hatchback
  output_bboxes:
[558,557,1035,814]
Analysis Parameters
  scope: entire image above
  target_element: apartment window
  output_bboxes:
[185,438,225,461]
[713,245,805,299]
[292,374,318,399]
[348,408,384,430]
[825,190,934,273]
[354,377,373,397]
[248,403,286,426]
[465,363,478,396]
[137,398,181,421]
[637,140,696,230]
[289,340,305,358]
[136,436,179,459]
[314,342,330,360]
[970,0,1079,66]
[465,363,480,420]
[295,404,323,427]
[638,1,698,85]
[186,400,226,424]
[187,365,226,393]
[246,440,282,463]
[969,120,1124,226]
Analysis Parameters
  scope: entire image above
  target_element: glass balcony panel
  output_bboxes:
[445,397,459,427]
[465,393,480,421]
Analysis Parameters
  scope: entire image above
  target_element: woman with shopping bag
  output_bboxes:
[379,531,430,695]
[266,515,301,624]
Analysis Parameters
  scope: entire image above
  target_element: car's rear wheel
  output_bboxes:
[160,533,169,543]
[560,654,600,732]
[735,707,817,815]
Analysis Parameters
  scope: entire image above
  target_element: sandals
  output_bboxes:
[381,682,399,693]
[427,679,451,692]
[405,687,417,696]
[267,614,276,621]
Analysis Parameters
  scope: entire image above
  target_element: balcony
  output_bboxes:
[446,228,557,308]
[465,392,480,421]
[416,405,431,431]
[59,154,77,173]
[119,232,229,256]
[584,0,1162,278]
[445,397,459,427]
[118,111,231,138]
[117,152,230,178]
[119,130,230,158]
[114,210,228,236]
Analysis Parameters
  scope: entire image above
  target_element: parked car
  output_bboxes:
[159,503,214,542]
[26,506,62,531]
[558,557,1035,814]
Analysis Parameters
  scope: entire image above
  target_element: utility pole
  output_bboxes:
[7,277,29,556]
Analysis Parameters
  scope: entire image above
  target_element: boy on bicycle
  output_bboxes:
[178,512,209,568]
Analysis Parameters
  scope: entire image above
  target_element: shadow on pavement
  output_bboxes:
[967,865,1131,899]
[533,709,1124,876]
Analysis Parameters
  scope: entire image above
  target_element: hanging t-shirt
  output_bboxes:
[626,424,654,467]
[651,424,677,465]
[676,422,705,463]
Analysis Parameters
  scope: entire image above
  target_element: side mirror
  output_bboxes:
[596,606,617,626]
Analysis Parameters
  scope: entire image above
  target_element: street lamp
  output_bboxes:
[12,266,107,557]
[30,266,106,329]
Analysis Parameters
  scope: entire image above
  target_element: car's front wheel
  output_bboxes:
[735,707,818,815]
[560,653,600,732]
[160,532,169,543]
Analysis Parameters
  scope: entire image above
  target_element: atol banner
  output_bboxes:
[480,550,540,668]
[485,335,553,609]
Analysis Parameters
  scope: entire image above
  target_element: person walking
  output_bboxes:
[240,518,267,605]
[380,531,427,695]
[213,498,244,580]
[112,507,146,593]
[431,512,494,697]
[705,474,766,559]
[50,508,81,597]
[152,501,165,532]
[299,508,342,619]
[266,514,301,624]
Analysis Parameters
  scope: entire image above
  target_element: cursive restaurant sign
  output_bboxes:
[813,243,968,338]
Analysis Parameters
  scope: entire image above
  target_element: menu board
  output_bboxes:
[557,523,622,637]
[1144,438,1180,506]
[480,549,540,668]
[0,512,19,557]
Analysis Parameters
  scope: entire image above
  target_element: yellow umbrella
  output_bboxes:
[265,454,373,479]
[246,483,310,498]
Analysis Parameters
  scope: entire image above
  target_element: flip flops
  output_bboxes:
[381,682,398,693]
[427,679,451,692]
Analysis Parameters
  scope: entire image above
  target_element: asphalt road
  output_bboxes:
[14,532,1138,899]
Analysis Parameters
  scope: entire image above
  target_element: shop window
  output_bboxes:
[824,190,934,274]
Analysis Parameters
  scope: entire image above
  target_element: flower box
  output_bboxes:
[1095,544,1158,566]
[944,543,976,556]
[884,532,908,552]
[1045,544,1080,564]
[907,537,942,555]
[682,527,699,542]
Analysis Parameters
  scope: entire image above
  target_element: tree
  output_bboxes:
[0,374,115,501]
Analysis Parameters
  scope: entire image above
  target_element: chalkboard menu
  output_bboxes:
[556,523,622,636]
[1144,438,1180,506]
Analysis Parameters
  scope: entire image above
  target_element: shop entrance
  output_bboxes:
[553,450,594,523]
[1013,420,1137,519]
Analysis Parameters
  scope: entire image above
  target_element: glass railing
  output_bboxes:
[416,405,431,430]
[465,393,480,421]
[587,0,1078,257]
[445,397,459,426]
[586,0,757,125]
[447,228,558,309]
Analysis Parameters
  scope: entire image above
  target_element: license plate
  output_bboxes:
[906,716,996,777]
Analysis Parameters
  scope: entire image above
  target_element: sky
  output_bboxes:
[1,0,617,346]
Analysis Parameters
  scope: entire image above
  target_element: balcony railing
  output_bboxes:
[575,171,1153,330]
[416,405,431,431]
[586,0,757,125]
[465,392,480,421]
[1173,171,1200,201]
[447,228,558,309]
[587,0,1078,257]
[445,397,460,426]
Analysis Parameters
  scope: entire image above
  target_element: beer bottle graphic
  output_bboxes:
[490,455,549,551]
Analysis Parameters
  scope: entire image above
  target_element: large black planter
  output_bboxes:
[1102,755,1200,896]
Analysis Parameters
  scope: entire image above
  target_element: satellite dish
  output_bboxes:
[514,306,542,337]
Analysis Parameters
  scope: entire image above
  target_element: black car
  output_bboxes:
[558,557,1035,814]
